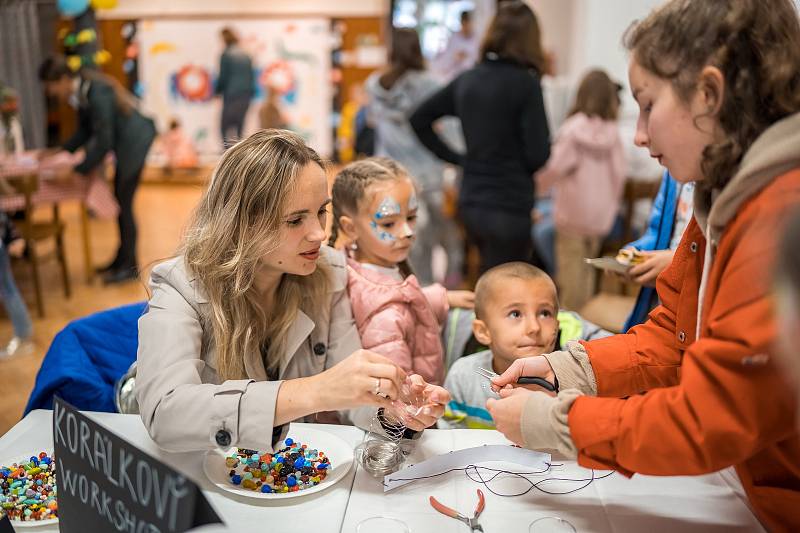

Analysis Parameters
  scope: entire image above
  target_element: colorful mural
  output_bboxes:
[138,19,332,157]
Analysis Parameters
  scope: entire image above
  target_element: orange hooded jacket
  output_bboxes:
[569,113,800,531]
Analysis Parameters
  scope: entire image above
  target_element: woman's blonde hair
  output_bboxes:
[182,129,329,380]
[329,157,415,278]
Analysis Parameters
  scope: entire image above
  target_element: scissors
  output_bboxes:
[474,366,557,392]
[430,488,485,532]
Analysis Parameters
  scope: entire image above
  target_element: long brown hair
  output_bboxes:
[480,0,545,73]
[624,0,800,190]
[182,129,329,380]
[379,28,425,90]
[329,157,415,278]
[568,69,621,121]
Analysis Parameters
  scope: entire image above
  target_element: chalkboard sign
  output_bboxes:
[0,514,15,533]
[53,397,222,533]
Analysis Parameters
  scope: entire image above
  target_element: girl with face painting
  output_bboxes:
[486,0,800,529]
[329,158,474,387]
[136,132,451,455]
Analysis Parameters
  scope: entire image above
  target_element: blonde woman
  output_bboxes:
[136,130,449,452]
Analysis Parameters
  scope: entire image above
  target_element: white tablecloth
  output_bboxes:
[0,410,362,533]
[0,411,764,532]
[343,430,763,533]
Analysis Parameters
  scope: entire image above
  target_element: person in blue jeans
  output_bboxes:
[0,210,33,357]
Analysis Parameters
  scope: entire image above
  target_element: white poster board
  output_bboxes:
[138,18,332,158]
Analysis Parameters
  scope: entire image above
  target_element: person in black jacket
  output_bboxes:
[39,56,156,284]
[410,1,550,274]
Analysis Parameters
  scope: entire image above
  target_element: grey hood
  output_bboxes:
[693,111,800,339]
[694,112,800,244]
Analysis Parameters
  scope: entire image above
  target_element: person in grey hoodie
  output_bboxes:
[365,28,463,286]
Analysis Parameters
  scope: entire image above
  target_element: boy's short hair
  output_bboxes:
[474,262,557,319]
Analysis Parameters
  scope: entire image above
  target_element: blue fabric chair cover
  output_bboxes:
[24,302,146,415]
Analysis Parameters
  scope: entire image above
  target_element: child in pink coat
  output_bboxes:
[330,157,474,385]
[535,69,626,312]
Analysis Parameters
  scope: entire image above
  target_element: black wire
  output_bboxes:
[384,462,615,497]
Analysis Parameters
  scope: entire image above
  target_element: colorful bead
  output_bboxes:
[225,441,332,494]
[0,452,57,523]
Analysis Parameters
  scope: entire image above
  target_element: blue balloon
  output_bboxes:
[57,0,89,17]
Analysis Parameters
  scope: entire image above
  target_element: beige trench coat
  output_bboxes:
[136,246,373,452]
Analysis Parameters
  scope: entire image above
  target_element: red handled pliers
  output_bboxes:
[429,489,486,532]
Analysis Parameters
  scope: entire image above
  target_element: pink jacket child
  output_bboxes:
[536,112,626,237]
[160,124,198,169]
[346,257,448,386]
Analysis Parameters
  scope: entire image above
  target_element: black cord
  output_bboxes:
[384,462,615,497]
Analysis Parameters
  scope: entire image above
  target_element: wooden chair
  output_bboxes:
[2,173,71,317]
[581,175,662,332]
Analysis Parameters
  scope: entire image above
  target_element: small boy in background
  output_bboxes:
[439,262,609,429]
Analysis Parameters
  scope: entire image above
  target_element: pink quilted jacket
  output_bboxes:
[346,258,448,385]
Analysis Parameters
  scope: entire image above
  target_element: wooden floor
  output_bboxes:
[0,180,205,435]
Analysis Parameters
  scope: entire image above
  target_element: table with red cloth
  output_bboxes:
[0,151,119,282]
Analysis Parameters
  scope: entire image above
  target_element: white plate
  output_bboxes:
[202,426,354,500]
[0,452,58,528]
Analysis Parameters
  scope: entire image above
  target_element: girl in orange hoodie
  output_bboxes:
[487,0,800,529]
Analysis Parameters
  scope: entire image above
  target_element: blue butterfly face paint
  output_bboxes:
[350,178,419,268]
[370,196,402,242]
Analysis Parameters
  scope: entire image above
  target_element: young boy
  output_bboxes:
[439,262,608,429]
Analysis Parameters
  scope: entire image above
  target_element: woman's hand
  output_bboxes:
[447,290,475,309]
[310,349,408,412]
[486,387,532,446]
[627,250,674,287]
[384,374,450,431]
[490,356,555,393]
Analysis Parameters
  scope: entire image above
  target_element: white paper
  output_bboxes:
[584,256,630,274]
[383,445,551,492]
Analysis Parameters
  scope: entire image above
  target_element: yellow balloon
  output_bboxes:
[66,55,82,72]
[90,0,117,9]
[94,50,111,64]
[76,28,96,44]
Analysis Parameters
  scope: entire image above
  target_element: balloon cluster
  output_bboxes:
[56,0,118,17]
[56,0,117,71]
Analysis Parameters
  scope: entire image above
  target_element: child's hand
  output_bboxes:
[628,250,674,287]
[7,238,25,258]
[447,290,475,309]
[385,374,450,431]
